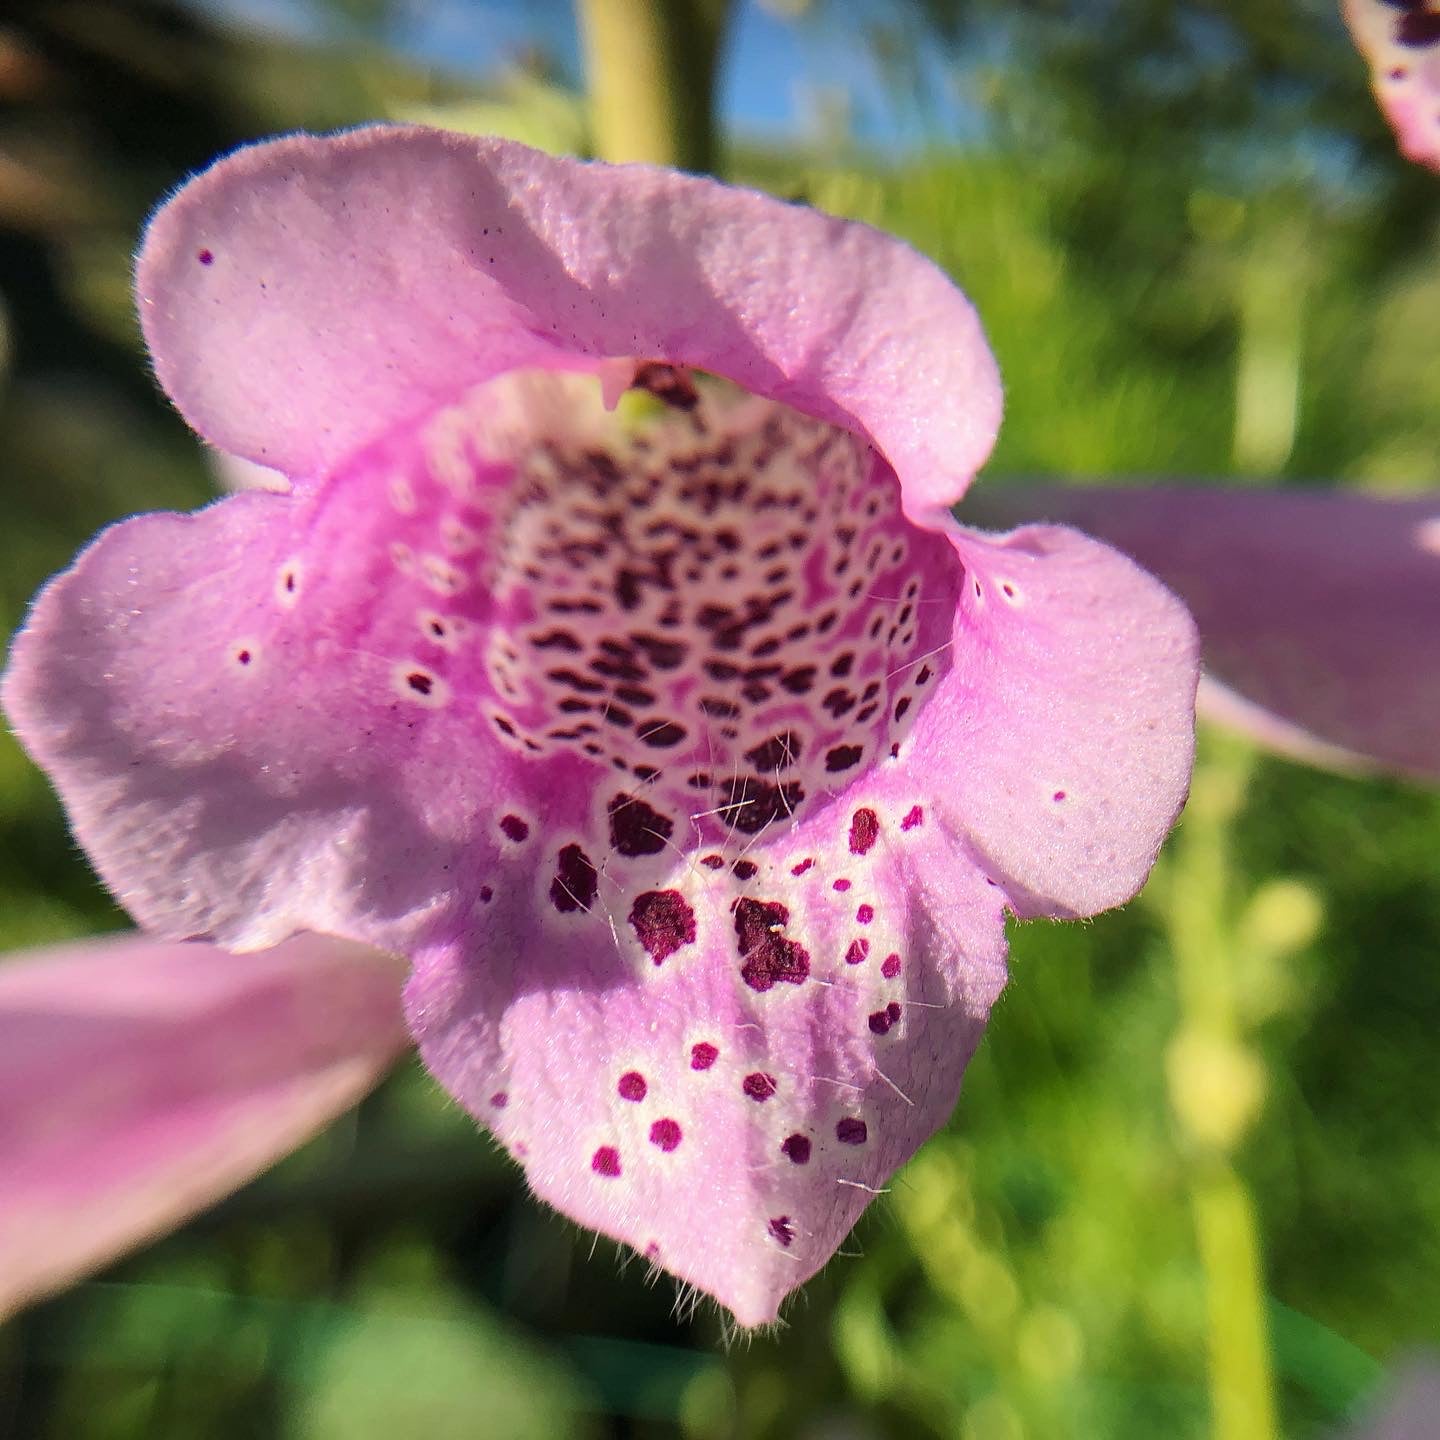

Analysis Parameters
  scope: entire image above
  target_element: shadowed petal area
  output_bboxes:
[137,125,1000,509]
[963,485,1440,782]
[1345,0,1440,171]
[0,933,408,1319]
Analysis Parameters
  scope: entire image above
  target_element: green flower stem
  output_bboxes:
[1165,737,1279,1440]
[576,0,730,172]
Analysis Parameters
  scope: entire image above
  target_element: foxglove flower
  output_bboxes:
[1345,0,1440,171]
[2,126,1202,1325]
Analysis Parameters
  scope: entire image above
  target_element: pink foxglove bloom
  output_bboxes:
[1345,0,1440,171]
[3,126,1206,1326]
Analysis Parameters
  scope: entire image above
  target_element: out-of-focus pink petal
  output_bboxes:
[911,520,1199,919]
[137,126,1000,510]
[1344,0,1440,172]
[1346,1356,1440,1440]
[963,485,1440,783]
[0,932,408,1319]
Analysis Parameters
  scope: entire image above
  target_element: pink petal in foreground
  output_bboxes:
[0,933,408,1319]
[962,485,1440,783]
[1344,0,1440,171]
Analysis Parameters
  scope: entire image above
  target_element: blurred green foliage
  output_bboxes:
[0,2,1436,1437]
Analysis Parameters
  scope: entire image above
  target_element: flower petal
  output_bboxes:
[908,519,1199,919]
[406,766,1008,1329]
[964,485,1440,782]
[137,126,1000,509]
[0,932,408,1319]
[1344,0,1440,172]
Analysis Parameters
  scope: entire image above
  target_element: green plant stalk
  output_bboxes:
[1166,738,1278,1440]
[576,0,730,172]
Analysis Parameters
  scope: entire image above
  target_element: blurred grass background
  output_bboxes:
[0,1,1437,1435]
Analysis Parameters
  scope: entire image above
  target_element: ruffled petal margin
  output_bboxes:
[0,933,407,1319]
[138,125,1001,510]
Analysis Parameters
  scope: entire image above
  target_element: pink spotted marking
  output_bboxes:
[900,805,924,831]
[618,1071,647,1102]
[881,953,901,978]
[856,903,874,924]
[591,1145,622,1177]
[836,1118,868,1145]
[743,1072,777,1101]
[690,1041,719,1070]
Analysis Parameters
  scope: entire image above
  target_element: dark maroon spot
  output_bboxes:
[830,651,855,678]
[197,248,214,265]
[833,878,852,893]
[791,858,814,876]
[701,854,725,870]
[781,1133,812,1165]
[887,1001,901,1023]
[608,793,675,858]
[591,1145,621,1177]
[235,649,252,666]
[632,360,700,410]
[718,775,804,834]
[1053,790,1067,802]
[823,687,856,718]
[900,805,924,831]
[1398,10,1440,45]
[618,1070,648,1102]
[769,1216,795,1247]
[781,665,817,695]
[479,885,494,903]
[743,1072,777,1101]
[550,844,598,912]
[406,671,434,696]
[836,1118,868,1145]
[881,953,901,978]
[845,938,870,965]
[868,1008,894,1035]
[628,889,697,964]
[500,814,529,842]
[849,808,880,855]
[825,744,864,773]
[732,859,758,880]
[744,731,802,773]
[856,904,874,924]
[916,664,933,685]
[637,718,687,748]
[734,897,811,991]
[893,697,912,722]
[690,1041,719,1071]
[649,1117,683,1151]
[490,1091,508,1108]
